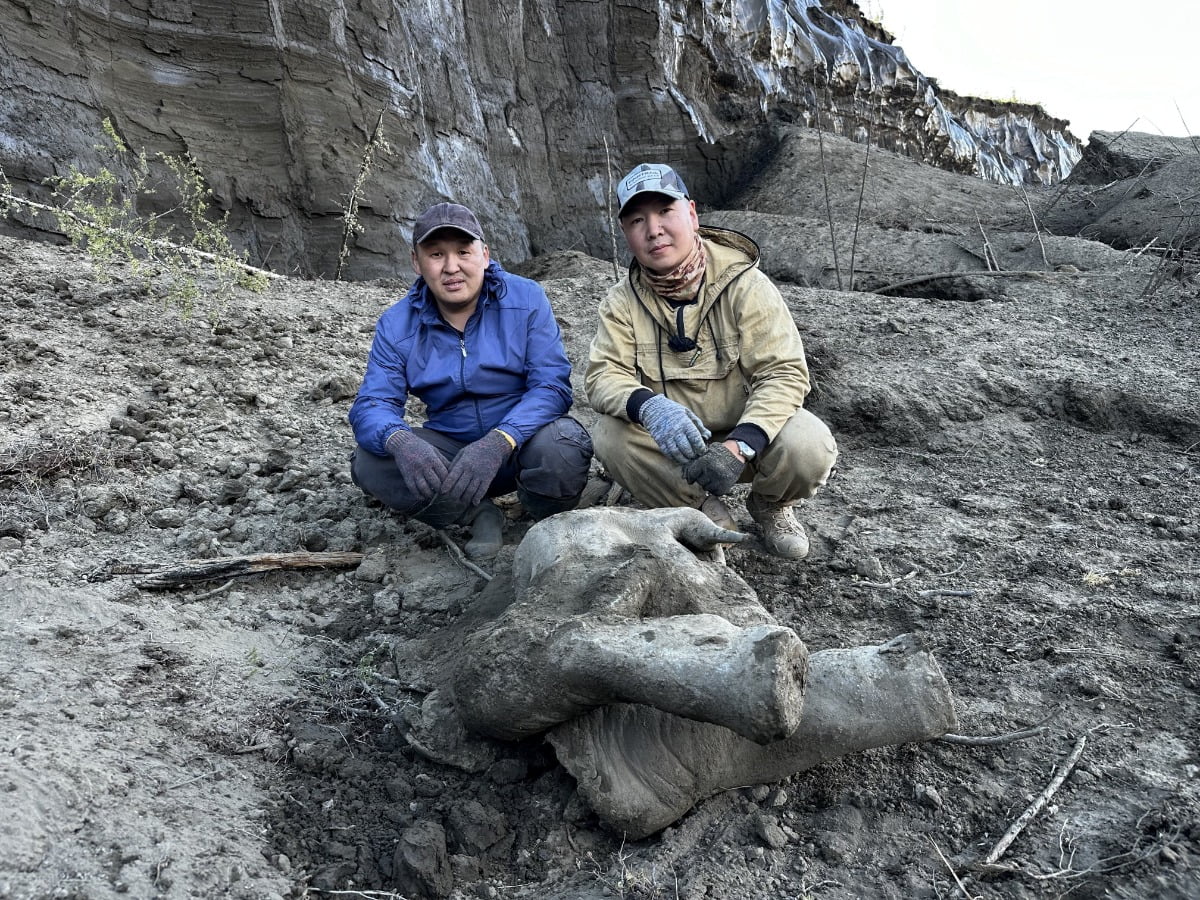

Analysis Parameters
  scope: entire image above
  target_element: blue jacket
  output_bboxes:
[349,261,573,456]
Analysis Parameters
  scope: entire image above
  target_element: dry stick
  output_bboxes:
[872,268,1101,296]
[929,838,980,900]
[3,194,282,282]
[975,217,998,271]
[1016,184,1050,266]
[917,589,975,599]
[1175,102,1200,156]
[939,724,1048,746]
[815,121,843,289]
[434,529,493,581]
[603,135,620,283]
[981,731,1090,868]
[847,117,873,291]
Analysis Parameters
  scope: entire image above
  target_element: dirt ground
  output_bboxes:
[1,130,1197,900]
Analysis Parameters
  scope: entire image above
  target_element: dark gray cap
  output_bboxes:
[412,202,485,247]
[616,163,690,216]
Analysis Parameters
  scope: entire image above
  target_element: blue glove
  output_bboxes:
[441,430,514,508]
[386,429,450,502]
[683,443,745,495]
[639,394,711,465]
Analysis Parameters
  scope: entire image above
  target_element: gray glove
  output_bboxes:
[682,443,745,495]
[385,429,449,502]
[639,394,711,465]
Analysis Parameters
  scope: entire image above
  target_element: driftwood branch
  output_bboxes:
[90,551,364,589]
[871,268,1101,296]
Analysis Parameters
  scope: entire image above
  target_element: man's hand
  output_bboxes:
[442,430,514,508]
[639,394,711,465]
[386,429,450,502]
[682,442,745,496]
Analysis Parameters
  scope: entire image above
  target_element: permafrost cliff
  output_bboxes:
[0,0,1081,277]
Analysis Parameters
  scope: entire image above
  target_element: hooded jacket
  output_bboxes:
[350,261,573,456]
[585,226,810,445]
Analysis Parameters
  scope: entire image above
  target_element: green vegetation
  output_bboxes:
[1,118,272,318]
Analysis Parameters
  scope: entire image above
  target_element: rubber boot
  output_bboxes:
[465,500,505,560]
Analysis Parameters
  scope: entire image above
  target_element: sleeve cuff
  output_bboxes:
[626,388,655,423]
[727,423,768,458]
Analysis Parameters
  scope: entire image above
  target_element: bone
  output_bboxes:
[547,634,958,838]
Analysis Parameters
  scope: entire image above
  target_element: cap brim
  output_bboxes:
[617,188,689,217]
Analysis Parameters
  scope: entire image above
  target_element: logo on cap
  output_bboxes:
[616,164,689,216]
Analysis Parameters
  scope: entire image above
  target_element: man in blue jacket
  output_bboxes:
[349,202,592,560]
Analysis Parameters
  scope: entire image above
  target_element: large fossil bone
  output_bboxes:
[448,507,957,837]
[452,507,808,744]
[547,634,957,838]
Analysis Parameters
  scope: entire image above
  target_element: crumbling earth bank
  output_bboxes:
[0,145,1198,900]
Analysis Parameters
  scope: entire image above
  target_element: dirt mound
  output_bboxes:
[1,129,1198,900]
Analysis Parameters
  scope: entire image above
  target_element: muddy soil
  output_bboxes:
[1,130,1197,900]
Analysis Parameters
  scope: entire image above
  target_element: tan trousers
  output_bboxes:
[593,408,838,509]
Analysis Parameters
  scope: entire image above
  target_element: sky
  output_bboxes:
[865,1,1199,141]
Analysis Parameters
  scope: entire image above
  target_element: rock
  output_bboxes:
[393,821,453,899]
[447,799,509,854]
[753,815,789,850]
[354,549,390,583]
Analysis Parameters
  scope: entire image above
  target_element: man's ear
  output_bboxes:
[687,200,699,229]
[411,249,420,274]
[482,243,491,265]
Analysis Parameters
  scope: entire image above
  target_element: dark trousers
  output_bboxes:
[351,416,593,528]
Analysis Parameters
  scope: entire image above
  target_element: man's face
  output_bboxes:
[411,230,491,314]
[619,194,700,275]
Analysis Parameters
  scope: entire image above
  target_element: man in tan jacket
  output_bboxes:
[584,163,837,558]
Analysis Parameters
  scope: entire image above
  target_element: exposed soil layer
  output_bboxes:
[1,133,1198,900]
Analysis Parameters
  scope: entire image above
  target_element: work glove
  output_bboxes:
[639,394,711,465]
[441,430,514,508]
[385,429,450,502]
[682,443,745,496]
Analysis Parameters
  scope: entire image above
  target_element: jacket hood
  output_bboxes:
[627,226,762,328]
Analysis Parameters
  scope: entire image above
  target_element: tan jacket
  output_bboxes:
[585,227,810,441]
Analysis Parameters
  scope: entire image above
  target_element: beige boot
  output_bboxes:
[746,493,810,560]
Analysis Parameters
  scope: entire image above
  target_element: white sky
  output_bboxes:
[866,1,1199,141]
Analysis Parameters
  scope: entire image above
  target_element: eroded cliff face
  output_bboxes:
[0,0,1082,277]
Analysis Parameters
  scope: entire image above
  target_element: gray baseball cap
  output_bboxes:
[616,163,690,216]
[412,202,485,247]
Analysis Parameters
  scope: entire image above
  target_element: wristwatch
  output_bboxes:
[734,440,757,460]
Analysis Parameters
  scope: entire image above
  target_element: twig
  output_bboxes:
[857,568,918,589]
[1016,184,1050,266]
[976,217,998,271]
[604,135,620,283]
[189,578,235,601]
[939,724,1048,746]
[848,117,872,291]
[929,838,980,900]
[981,731,1089,867]
[435,529,493,581]
[815,120,843,290]
[164,769,219,791]
[336,108,388,281]
[917,589,975,599]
